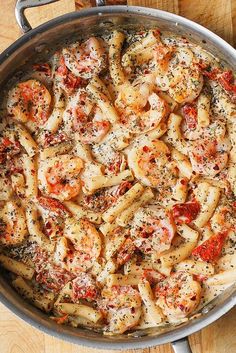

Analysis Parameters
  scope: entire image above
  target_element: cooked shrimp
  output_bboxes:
[38,155,83,201]
[189,138,230,177]
[100,285,142,334]
[63,90,110,143]
[64,218,102,272]
[62,37,106,79]
[53,53,84,94]
[130,206,176,255]
[118,91,169,134]
[155,47,203,103]
[7,79,51,125]
[128,138,178,189]
[155,271,201,322]
[0,201,28,246]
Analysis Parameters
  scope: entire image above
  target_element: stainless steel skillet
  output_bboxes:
[0,1,235,352]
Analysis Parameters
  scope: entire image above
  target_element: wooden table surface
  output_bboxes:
[0,1,236,352]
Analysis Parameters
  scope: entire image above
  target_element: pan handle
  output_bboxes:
[15,0,60,33]
[171,337,193,353]
[15,0,127,33]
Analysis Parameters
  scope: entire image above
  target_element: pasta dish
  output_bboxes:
[0,29,235,334]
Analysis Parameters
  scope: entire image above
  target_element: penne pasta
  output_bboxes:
[57,303,102,323]
[0,254,35,280]
[116,188,154,226]
[63,201,102,224]
[175,259,214,277]
[22,154,38,198]
[85,169,134,193]
[25,202,51,249]
[102,183,144,223]
[107,274,142,286]
[138,280,163,325]
[40,141,73,160]
[13,123,38,157]
[12,276,54,312]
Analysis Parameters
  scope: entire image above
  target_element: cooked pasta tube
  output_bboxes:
[175,259,214,277]
[43,107,64,133]
[138,280,163,325]
[85,169,134,193]
[105,233,126,259]
[228,150,236,195]
[171,148,192,179]
[22,154,38,198]
[121,30,159,67]
[116,188,154,226]
[25,202,51,249]
[57,303,102,323]
[177,224,199,242]
[124,259,153,275]
[12,276,54,312]
[99,222,117,236]
[102,183,144,223]
[87,83,119,123]
[166,113,188,155]
[97,259,117,284]
[158,92,178,112]
[160,225,198,267]
[13,123,38,157]
[206,270,236,286]
[101,125,132,151]
[159,241,197,268]
[194,184,221,228]
[107,274,142,287]
[216,253,236,271]
[74,140,93,162]
[11,173,25,197]
[108,30,126,87]
[40,141,73,160]
[197,92,210,127]
[0,254,35,280]
[63,201,102,224]
[172,178,188,202]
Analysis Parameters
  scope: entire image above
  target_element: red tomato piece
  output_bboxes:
[192,231,228,263]
[217,70,236,94]
[172,200,200,224]
[182,104,198,130]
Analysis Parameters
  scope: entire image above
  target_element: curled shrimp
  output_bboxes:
[63,90,110,143]
[118,91,169,134]
[38,155,83,201]
[100,286,142,334]
[64,218,102,272]
[155,271,201,322]
[130,207,176,255]
[189,138,230,177]
[155,47,203,103]
[128,138,178,189]
[0,201,28,246]
[7,79,51,125]
[62,37,106,79]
